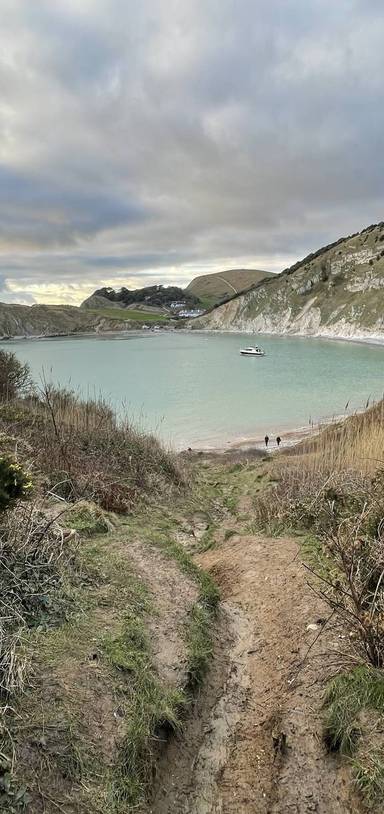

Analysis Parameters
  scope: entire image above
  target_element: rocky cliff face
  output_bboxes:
[192,222,384,339]
[0,303,136,338]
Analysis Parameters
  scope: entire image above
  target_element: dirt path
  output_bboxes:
[152,530,359,814]
[126,539,198,687]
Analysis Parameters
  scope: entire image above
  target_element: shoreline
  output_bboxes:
[185,326,384,348]
[179,414,349,456]
[2,324,384,348]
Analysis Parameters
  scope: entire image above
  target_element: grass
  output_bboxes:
[119,502,221,685]
[1,478,221,813]
[250,401,384,809]
[87,307,168,323]
[0,364,222,812]
[103,607,186,811]
[353,751,384,807]
[185,603,214,689]
[252,402,384,536]
[324,666,384,806]
[186,268,271,304]
[282,399,384,476]
[3,528,189,813]
[63,501,111,536]
[147,528,220,611]
[324,666,384,753]
[0,385,183,510]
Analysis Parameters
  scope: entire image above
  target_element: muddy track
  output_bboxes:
[151,532,360,814]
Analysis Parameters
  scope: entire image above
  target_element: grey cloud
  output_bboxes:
[0,164,148,245]
[0,0,383,302]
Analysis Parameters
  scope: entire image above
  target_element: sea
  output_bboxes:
[5,331,384,450]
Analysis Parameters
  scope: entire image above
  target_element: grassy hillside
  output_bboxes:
[86,307,168,323]
[0,364,218,814]
[186,268,272,309]
[81,285,199,312]
[192,222,384,338]
[0,302,165,338]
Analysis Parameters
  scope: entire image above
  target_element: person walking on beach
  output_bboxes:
[276,435,281,447]
[264,434,269,448]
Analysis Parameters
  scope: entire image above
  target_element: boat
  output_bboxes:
[239,346,265,356]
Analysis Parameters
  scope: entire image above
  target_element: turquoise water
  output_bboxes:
[5,331,384,449]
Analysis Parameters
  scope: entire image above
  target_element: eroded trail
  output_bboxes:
[152,529,359,814]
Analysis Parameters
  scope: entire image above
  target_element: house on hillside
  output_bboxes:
[178,308,205,318]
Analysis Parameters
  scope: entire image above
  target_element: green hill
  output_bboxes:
[186,268,273,309]
[191,222,384,339]
[81,285,199,312]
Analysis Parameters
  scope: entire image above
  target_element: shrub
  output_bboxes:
[63,501,110,536]
[0,457,32,512]
[0,502,75,695]
[0,351,30,401]
[0,385,183,510]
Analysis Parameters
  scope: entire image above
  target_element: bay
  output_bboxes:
[5,331,384,449]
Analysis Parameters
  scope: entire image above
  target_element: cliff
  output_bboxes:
[191,222,384,340]
[0,302,139,338]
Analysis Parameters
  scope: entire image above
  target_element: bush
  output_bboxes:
[63,501,110,536]
[0,351,30,401]
[0,457,32,512]
[0,502,74,695]
[0,385,183,511]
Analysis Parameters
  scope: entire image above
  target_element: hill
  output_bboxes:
[191,222,384,339]
[186,268,272,309]
[82,274,273,315]
[81,284,199,311]
[0,302,167,338]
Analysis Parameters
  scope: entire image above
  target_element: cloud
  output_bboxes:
[0,0,383,303]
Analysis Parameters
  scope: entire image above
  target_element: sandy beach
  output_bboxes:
[184,412,352,456]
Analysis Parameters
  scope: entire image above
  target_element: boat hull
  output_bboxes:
[240,350,265,356]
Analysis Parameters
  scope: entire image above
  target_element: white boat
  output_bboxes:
[240,346,265,356]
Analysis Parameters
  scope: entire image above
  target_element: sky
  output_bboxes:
[0,0,383,306]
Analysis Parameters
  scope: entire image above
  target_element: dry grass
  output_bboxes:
[0,384,183,511]
[284,400,384,476]
[313,511,384,668]
[253,400,384,807]
[254,401,384,534]
[0,502,76,697]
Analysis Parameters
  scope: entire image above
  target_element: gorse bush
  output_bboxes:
[0,457,32,512]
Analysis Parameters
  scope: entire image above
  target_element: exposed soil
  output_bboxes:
[151,530,360,814]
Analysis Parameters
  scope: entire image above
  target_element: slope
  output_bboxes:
[0,302,165,338]
[186,268,272,308]
[191,222,384,339]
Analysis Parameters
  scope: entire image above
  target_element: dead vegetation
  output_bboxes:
[253,401,384,808]
[0,503,76,697]
[0,355,200,812]
[0,382,183,511]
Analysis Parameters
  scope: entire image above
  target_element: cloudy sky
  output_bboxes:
[1,0,383,305]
